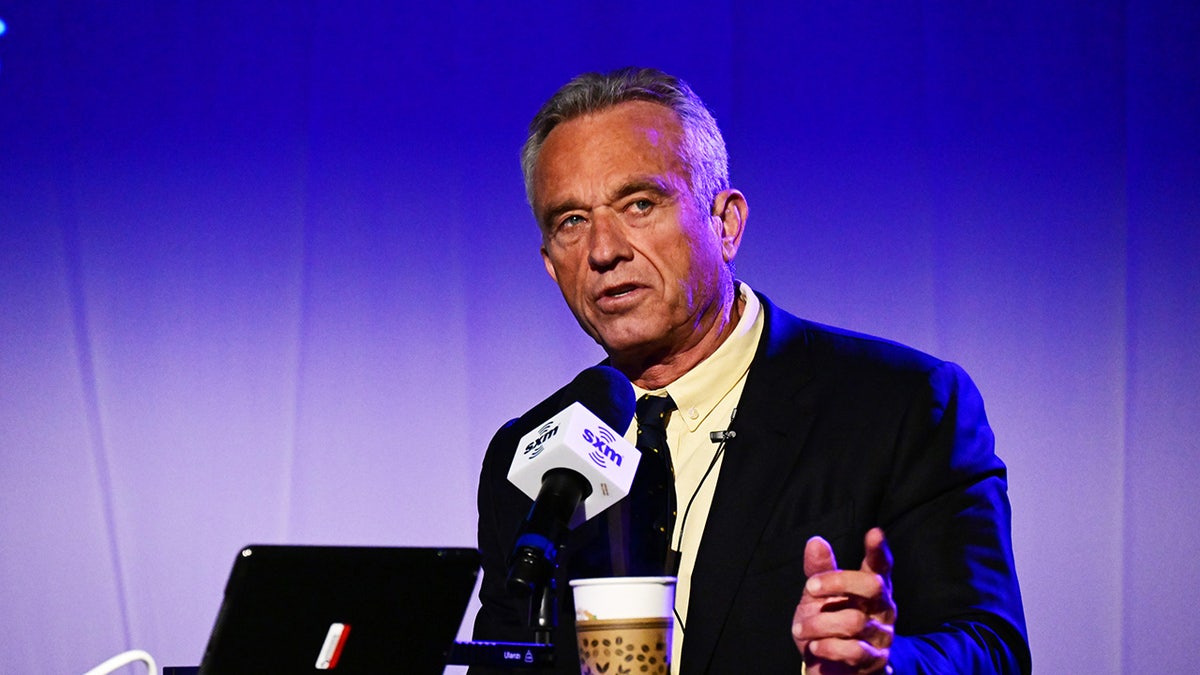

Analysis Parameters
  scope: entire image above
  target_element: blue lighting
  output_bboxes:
[0,18,7,37]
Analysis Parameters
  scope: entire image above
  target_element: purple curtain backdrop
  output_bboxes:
[1,2,1196,673]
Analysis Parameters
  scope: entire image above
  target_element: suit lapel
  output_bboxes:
[681,297,817,673]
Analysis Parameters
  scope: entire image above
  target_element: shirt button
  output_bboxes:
[688,407,699,420]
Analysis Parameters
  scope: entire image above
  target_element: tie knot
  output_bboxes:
[636,394,677,427]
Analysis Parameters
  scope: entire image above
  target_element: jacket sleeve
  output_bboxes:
[883,362,1030,674]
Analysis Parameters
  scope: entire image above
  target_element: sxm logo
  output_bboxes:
[582,427,623,468]
[524,422,558,459]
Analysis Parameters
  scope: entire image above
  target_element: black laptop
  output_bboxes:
[195,545,480,674]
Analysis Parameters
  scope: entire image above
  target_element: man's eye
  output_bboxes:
[632,199,653,212]
[551,214,588,242]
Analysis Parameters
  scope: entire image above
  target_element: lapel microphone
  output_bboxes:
[709,430,736,443]
[708,408,739,444]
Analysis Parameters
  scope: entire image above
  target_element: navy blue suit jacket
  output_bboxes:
[472,294,1030,674]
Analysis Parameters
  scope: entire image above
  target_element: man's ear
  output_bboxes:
[541,245,559,283]
[711,189,748,263]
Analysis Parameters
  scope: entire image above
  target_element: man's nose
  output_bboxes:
[586,208,633,270]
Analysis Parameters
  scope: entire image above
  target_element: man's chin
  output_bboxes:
[594,326,654,352]
[596,333,669,368]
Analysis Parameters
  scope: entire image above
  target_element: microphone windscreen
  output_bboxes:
[562,366,636,435]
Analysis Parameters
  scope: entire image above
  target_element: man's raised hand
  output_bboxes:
[792,527,896,674]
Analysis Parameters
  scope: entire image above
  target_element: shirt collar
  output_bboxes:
[633,282,763,432]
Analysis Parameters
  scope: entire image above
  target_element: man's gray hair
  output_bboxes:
[520,67,730,217]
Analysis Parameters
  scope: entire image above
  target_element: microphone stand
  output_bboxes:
[445,554,559,669]
[450,468,592,668]
[445,584,557,669]
[530,580,556,645]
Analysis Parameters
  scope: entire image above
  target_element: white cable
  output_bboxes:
[82,649,158,675]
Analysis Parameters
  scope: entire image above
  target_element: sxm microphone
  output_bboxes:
[505,366,639,596]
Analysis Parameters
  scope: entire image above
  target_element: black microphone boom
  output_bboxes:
[506,468,591,596]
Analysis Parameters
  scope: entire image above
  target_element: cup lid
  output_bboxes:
[569,576,677,587]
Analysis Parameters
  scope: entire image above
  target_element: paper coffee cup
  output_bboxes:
[570,577,676,675]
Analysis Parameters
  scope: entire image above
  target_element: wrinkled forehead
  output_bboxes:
[532,101,689,195]
[550,95,681,136]
[545,100,682,155]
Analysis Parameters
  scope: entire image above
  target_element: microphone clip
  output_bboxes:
[709,430,736,443]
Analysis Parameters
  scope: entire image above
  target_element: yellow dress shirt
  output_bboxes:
[627,282,765,673]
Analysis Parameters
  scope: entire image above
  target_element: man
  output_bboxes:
[473,68,1029,674]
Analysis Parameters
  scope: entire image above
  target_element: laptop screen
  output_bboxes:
[198,545,480,674]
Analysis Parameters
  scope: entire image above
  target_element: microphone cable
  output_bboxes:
[672,407,737,635]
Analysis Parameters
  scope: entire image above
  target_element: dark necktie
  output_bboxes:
[629,393,678,576]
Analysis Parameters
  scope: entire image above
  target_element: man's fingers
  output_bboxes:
[804,535,839,577]
[797,530,896,671]
[807,636,890,673]
[804,569,885,601]
[861,527,893,577]
[793,607,895,646]
[795,537,839,658]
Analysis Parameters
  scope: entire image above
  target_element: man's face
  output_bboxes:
[532,100,736,366]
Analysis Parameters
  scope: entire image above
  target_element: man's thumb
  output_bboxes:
[804,535,839,577]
